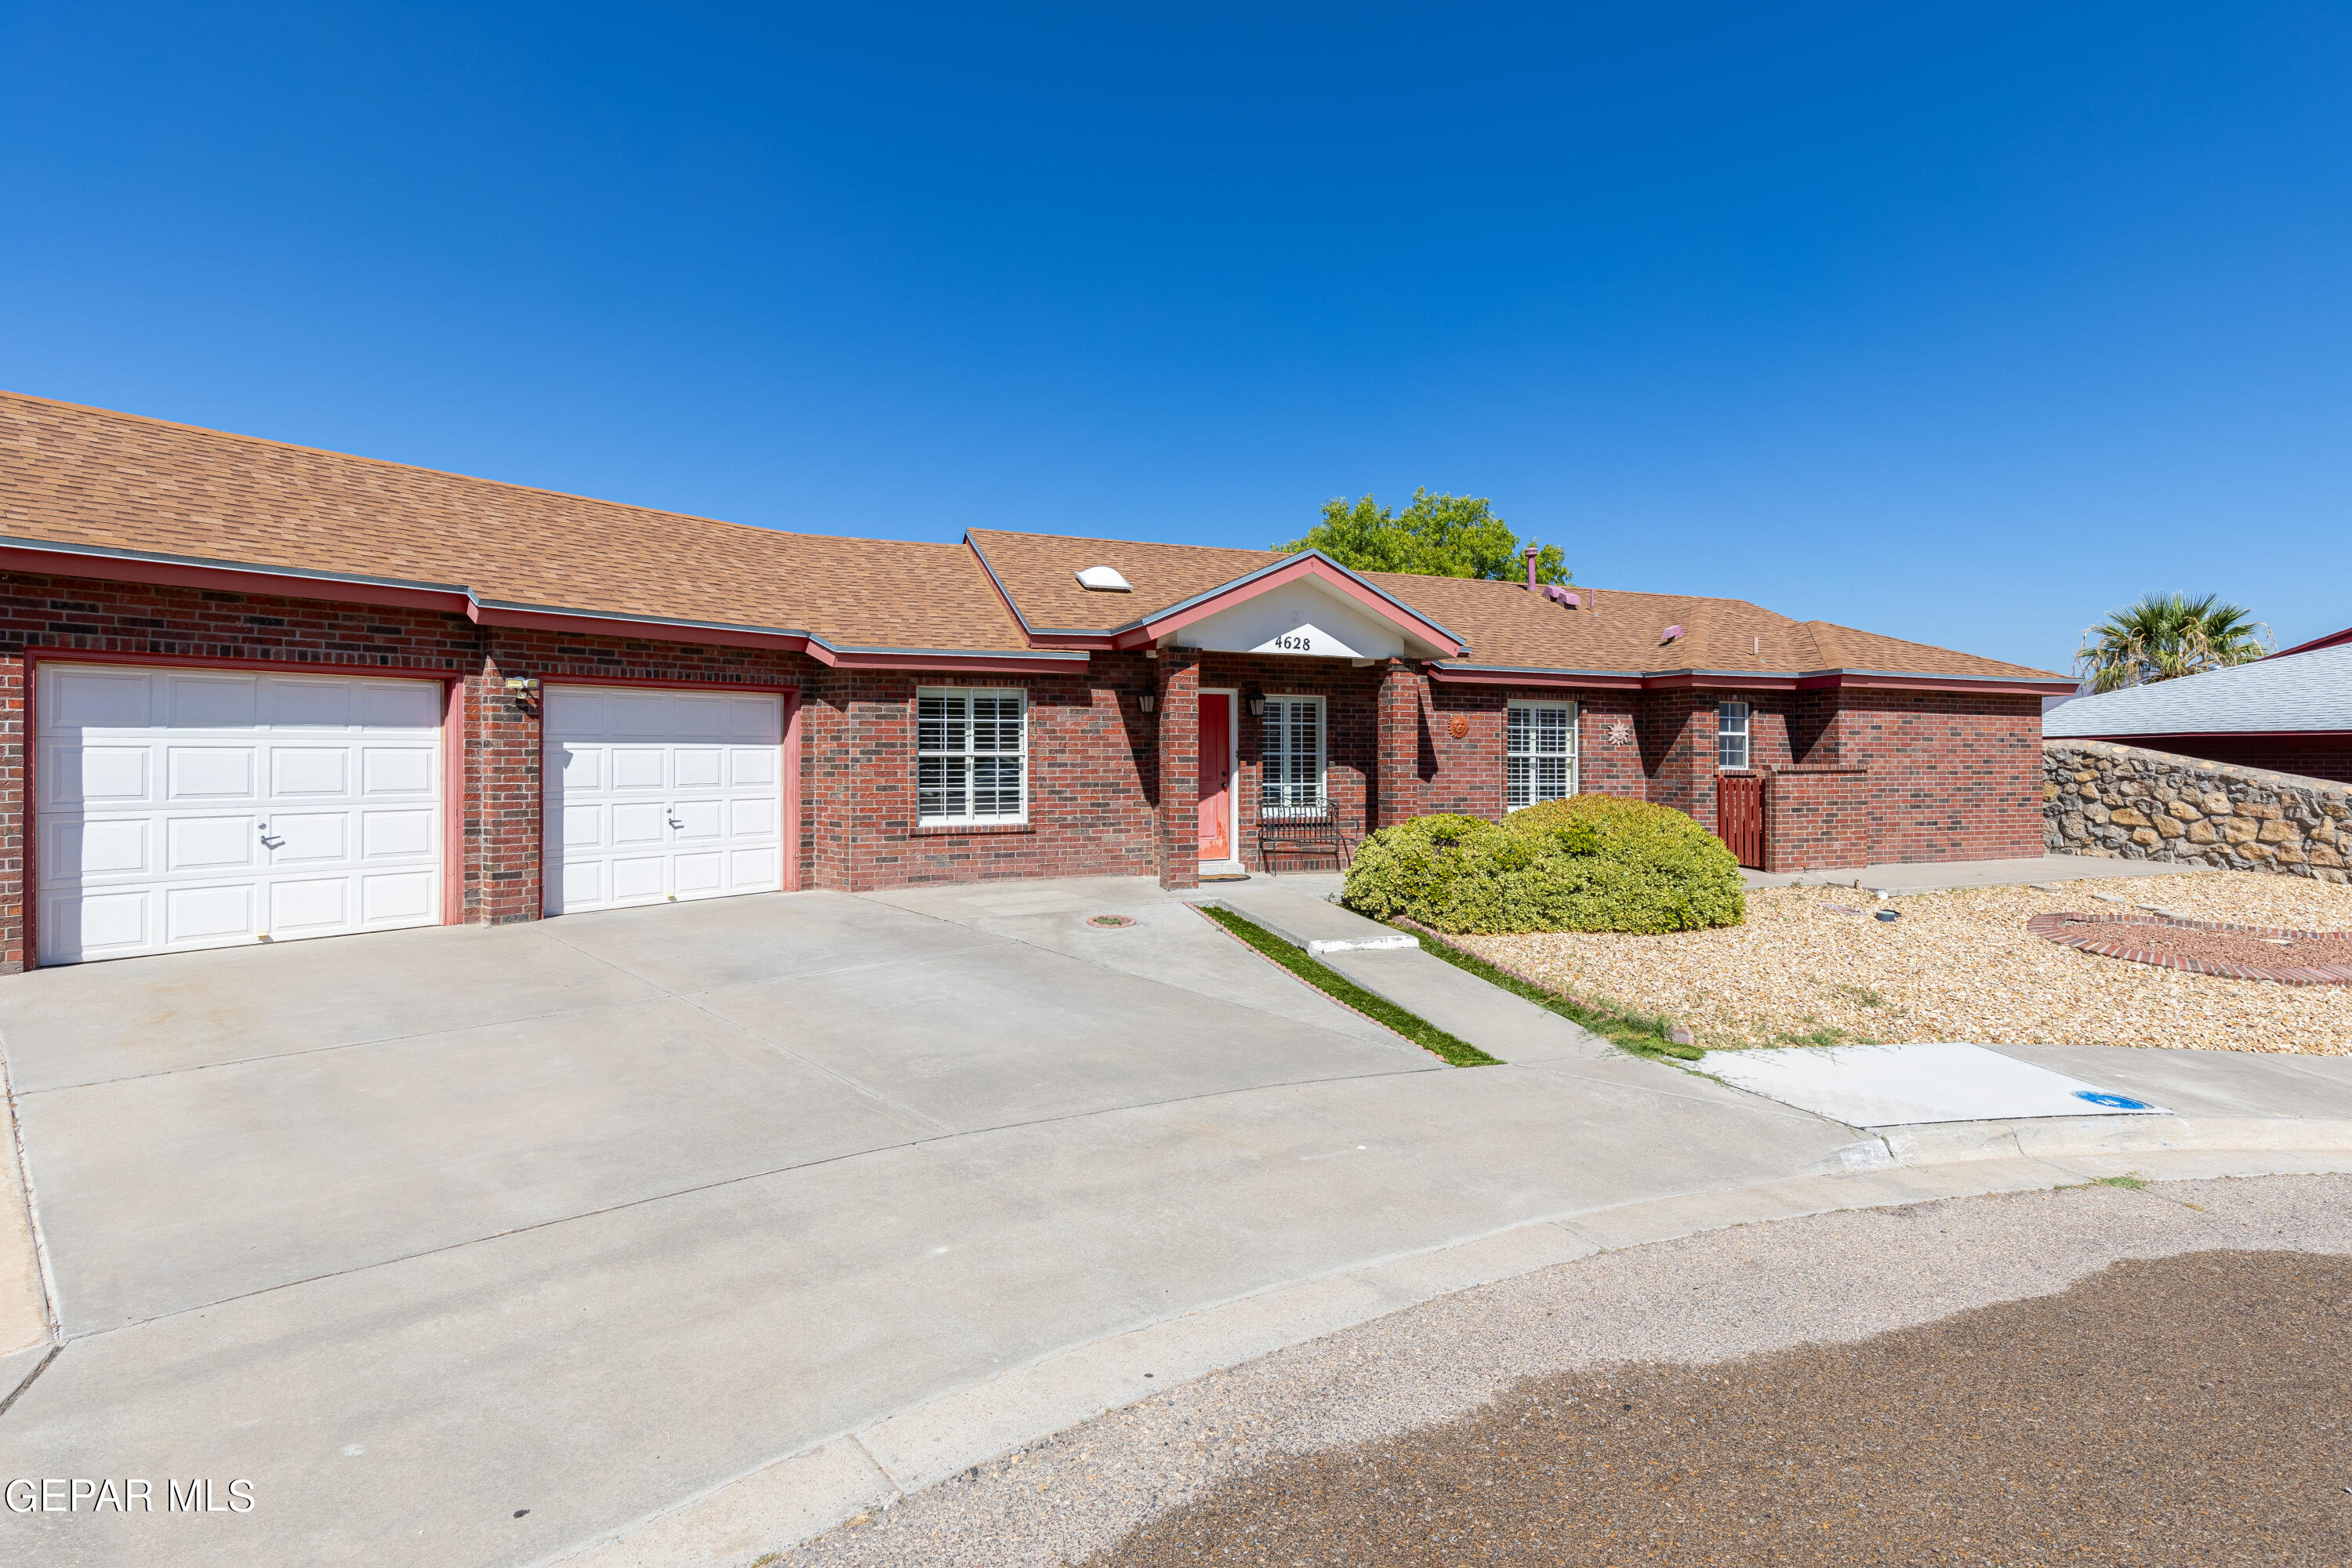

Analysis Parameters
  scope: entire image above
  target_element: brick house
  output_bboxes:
[0,392,2073,970]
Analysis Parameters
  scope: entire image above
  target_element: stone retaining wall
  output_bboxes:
[2043,739,2350,884]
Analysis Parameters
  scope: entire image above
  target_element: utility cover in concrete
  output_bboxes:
[1701,1042,2171,1127]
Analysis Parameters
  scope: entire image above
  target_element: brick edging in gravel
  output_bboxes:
[2028,911,2352,985]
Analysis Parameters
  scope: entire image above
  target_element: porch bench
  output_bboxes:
[1256,810,1354,874]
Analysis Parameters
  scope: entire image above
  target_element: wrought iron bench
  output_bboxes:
[1256,809,1353,874]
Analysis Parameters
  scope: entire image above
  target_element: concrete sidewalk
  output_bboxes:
[1187,880,1616,1067]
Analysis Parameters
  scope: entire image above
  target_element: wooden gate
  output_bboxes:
[1716,772,1765,869]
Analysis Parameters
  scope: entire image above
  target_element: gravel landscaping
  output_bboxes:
[1458,870,2352,1055]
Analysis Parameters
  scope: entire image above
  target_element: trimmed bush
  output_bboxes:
[1343,796,1745,935]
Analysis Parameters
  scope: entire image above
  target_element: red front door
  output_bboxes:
[1198,693,1232,859]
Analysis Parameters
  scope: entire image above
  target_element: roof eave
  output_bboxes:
[0,535,1078,673]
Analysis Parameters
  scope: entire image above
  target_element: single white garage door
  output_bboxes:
[36,664,446,965]
[544,685,784,915]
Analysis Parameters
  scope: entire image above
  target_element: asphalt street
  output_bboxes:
[779,1174,2352,1568]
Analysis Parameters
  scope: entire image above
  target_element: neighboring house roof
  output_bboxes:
[0,390,1039,662]
[0,390,2071,689]
[2271,623,2352,659]
[2043,643,2352,738]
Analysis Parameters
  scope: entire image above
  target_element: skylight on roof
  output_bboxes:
[1076,565,1132,592]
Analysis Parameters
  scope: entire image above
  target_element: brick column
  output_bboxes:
[470,640,545,924]
[1371,660,1423,830]
[1155,650,1202,891]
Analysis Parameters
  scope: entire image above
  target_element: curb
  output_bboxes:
[541,1116,2352,1568]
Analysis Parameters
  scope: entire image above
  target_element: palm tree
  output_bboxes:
[2074,593,2272,693]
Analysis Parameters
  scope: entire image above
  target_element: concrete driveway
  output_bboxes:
[0,879,1858,1566]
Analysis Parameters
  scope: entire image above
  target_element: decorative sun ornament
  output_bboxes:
[1446,714,1471,739]
[1606,720,1634,745]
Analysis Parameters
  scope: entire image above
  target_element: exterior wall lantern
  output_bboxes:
[1247,692,1266,717]
[1134,690,1156,713]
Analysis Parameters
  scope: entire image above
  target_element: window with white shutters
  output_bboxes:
[1258,696,1325,816]
[1505,699,1577,810]
[917,688,1026,826]
[1716,699,1751,770]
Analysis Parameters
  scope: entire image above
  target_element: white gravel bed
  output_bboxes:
[1461,871,2352,1054]
[771,1174,2352,1567]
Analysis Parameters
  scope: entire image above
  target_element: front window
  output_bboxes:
[1505,699,1577,810]
[917,688,1026,826]
[1258,695,1325,816]
[1716,699,1751,770]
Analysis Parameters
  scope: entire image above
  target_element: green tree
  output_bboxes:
[2074,593,2273,692]
[1278,489,1571,584]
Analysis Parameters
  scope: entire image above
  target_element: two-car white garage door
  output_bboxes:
[35,665,788,964]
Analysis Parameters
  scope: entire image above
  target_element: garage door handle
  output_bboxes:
[667,816,684,828]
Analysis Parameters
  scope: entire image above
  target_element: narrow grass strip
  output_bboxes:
[1195,904,1501,1067]
[1389,918,1704,1061]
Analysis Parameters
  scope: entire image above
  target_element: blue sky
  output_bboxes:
[4,3,2347,669]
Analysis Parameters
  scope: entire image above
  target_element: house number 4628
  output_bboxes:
[1272,633,1312,652]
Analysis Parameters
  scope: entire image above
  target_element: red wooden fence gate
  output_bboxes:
[1716,772,1764,868]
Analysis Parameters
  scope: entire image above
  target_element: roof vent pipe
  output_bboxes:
[1523,544,1539,590]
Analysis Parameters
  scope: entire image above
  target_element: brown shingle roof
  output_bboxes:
[967,528,1285,632]
[0,391,1029,652]
[968,528,2063,682]
[0,394,2066,683]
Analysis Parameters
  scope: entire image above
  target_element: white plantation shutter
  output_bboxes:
[918,688,1027,825]
[1506,700,1576,810]
[1258,696,1325,815]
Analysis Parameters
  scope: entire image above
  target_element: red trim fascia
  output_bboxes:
[1129,555,1465,655]
[0,544,473,614]
[781,688,802,893]
[23,649,469,965]
[1425,663,2072,696]
[441,678,466,925]
[1425,666,1644,691]
[1798,671,2078,696]
[2268,626,2352,659]
[466,603,815,655]
[1,546,1072,675]
[20,658,35,971]
[538,677,804,896]
[470,606,1077,673]
[1639,672,1799,692]
[822,649,1086,673]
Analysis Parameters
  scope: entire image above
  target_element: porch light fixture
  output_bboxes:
[1247,693,1266,717]
[1134,690,1156,713]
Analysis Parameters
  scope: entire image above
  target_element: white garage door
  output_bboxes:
[544,686,784,915]
[36,664,446,965]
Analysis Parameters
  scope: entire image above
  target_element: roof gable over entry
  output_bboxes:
[968,531,1467,659]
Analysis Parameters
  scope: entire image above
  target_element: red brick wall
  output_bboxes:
[1762,766,1871,872]
[1838,691,2045,862]
[808,662,1160,891]
[0,565,2056,968]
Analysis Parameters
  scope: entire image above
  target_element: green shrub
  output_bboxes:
[1343,796,1745,935]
